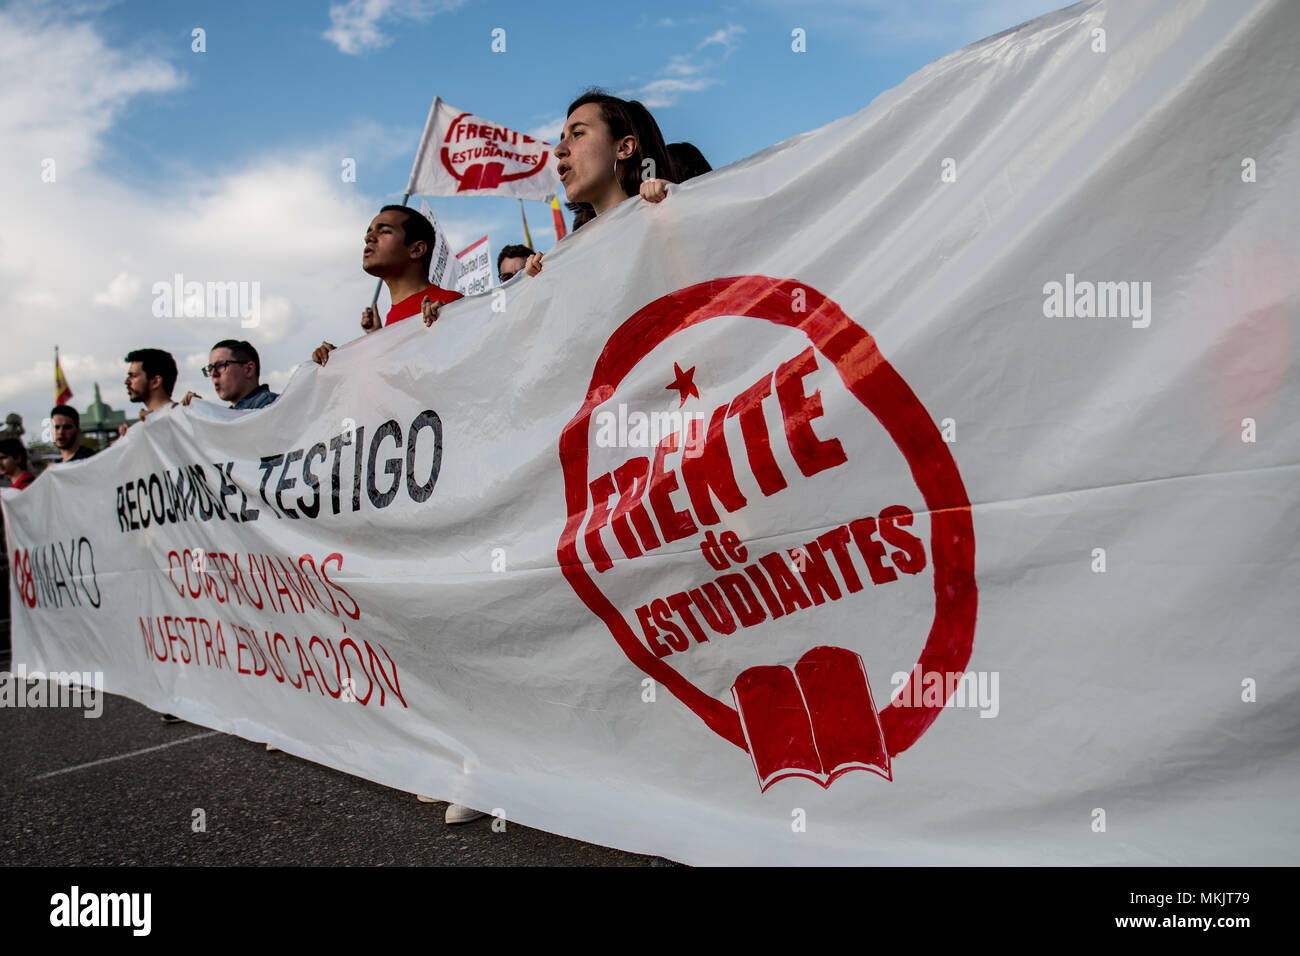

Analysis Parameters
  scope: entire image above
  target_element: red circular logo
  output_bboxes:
[557,276,978,778]
[440,113,551,192]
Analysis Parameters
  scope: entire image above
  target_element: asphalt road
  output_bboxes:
[1,664,663,867]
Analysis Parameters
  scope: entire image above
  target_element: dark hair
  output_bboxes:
[212,339,261,376]
[566,91,676,198]
[50,404,80,426]
[667,142,712,181]
[380,204,435,277]
[566,202,596,232]
[125,348,179,397]
[0,437,29,470]
[497,244,533,270]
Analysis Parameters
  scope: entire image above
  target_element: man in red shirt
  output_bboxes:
[312,205,462,366]
[307,205,485,824]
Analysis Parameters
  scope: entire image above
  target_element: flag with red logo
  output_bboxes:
[417,199,458,289]
[406,96,562,200]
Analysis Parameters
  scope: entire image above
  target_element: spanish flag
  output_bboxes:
[54,346,72,405]
[550,195,567,241]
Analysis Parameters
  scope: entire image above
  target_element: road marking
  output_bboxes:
[29,732,221,781]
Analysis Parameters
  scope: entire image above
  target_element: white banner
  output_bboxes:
[454,236,492,297]
[406,96,561,200]
[5,0,1298,865]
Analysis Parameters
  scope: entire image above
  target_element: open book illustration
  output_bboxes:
[732,645,891,791]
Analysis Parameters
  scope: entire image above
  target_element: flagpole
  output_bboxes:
[519,199,534,250]
[369,94,441,313]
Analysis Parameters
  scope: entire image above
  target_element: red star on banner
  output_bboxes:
[665,362,699,407]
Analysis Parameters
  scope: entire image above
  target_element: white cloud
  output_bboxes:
[0,9,402,435]
[524,115,566,144]
[0,353,130,415]
[0,5,184,177]
[622,24,743,107]
[20,291,57,309]
[698,24,745,53]
[250,295,297,347]
[263,365,301,395]
[323,0,394,54]
[322,0,465,55]
[633,77,717,110]
[93,272,141,309]
[0,365,51,405]
[437,215,503,257]
[663,54,704,77]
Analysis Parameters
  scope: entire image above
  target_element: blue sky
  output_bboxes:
[97,0,1058,195]
[0,0,1061,438]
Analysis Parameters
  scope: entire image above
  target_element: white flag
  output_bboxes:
[417,199,458,289]
[6,0,1298,865]
[406,96,561,200]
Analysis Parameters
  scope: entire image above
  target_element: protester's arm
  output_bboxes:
[421,297,443,328]
[361,305,382,333]
[525,251,545,277]
[181,391,202,406]
[312,342,337,366]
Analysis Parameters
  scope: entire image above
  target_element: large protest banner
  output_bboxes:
[5,0,1298,865]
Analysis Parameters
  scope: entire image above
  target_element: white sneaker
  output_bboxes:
[444,804,488,824]
[265,743,279,752]
[415,794,439,803]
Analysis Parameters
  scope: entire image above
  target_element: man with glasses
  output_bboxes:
[182,340,278,410]
[419,241,533,330]
[496,243,533,284]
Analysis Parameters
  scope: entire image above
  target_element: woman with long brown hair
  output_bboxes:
[523,90,676,276]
